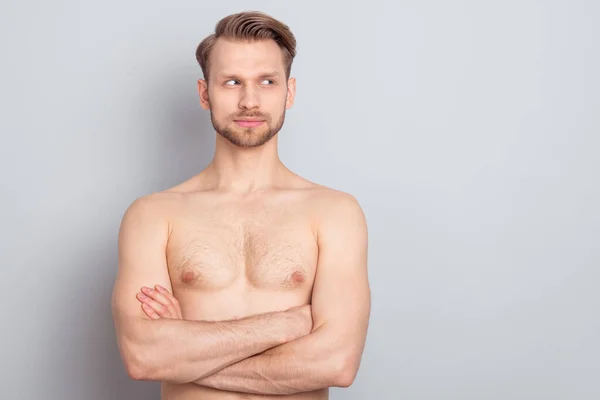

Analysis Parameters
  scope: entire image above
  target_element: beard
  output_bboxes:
[210,108,286,148]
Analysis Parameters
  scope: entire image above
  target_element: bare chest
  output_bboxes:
[165,205,318,292]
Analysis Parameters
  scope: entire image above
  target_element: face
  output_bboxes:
[197,38,296,148]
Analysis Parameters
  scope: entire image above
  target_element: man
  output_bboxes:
[111,10,370,400]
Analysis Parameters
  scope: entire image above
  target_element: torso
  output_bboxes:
[159,174,330,400]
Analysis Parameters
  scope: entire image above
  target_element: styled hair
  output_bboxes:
[195,11,297,82]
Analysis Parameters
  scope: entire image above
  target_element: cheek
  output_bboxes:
[209,95,235,117]
[264,92,287,111]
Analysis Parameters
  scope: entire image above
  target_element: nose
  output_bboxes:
[239,85,260,110]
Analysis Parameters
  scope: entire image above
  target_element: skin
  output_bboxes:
[111,36,370,400]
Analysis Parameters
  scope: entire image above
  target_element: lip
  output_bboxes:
[235,119,265,127]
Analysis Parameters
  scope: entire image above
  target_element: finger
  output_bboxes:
[154,285,182,319]
[141,286,173,306]
[136,292,170,318]
[155,285,182,318]
[154,285,178,305]
[141,287,176,316]
[141,303,161,320]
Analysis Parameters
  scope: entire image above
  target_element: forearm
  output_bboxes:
[192,328,346,395]
[118,310,296,383]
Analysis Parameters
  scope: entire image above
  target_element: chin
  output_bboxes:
[219,128,275,148]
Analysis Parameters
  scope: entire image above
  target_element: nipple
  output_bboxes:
[181,271,197,284]
[291,271,305,283]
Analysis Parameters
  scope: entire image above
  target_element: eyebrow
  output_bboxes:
[217,71,280,79]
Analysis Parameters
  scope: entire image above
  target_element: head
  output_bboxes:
[195,11,297,148]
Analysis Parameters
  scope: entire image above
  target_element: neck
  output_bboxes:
[205,133,287,193]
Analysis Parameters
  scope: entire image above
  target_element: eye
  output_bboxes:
[225,80,239,86]
[260,79,275,85]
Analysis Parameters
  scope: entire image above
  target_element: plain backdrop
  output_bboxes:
[1,1,598,399]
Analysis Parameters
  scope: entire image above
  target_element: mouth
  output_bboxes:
[234,119,265,128]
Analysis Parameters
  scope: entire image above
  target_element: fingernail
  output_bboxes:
[155,285,165,292]
[138,293,147,299]
[141,287,152,294]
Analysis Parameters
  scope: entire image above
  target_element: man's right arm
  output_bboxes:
[111,194,311,384]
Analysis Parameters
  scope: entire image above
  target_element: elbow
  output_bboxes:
[118,333,164,381]
[125,360,147,381]
[335,368,357,389]
[116,322,171,382]
[123,348,167,382]
[121,342,153,381]
[120,340,187,383]
[333,353,360,388]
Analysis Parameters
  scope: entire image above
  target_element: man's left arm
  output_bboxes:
[194,193,371,395]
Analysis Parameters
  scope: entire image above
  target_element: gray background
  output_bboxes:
[1,0,598,399]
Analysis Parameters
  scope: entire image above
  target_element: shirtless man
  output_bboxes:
[111,11,370,400]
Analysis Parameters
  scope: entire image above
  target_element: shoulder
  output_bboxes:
[305,185,367,233]
[307,185,364,214]
[123,191,179,217]
[301,186,369,257]
[119,191,182,234]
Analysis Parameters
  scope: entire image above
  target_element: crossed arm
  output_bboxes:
[111,192,370,395]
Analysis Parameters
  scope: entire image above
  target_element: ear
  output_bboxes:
[197,79,210,110]
[285,77,296,109]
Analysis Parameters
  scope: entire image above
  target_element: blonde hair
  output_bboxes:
[196,11,297,81]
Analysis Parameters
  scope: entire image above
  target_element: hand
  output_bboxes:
[136,285,183,320]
